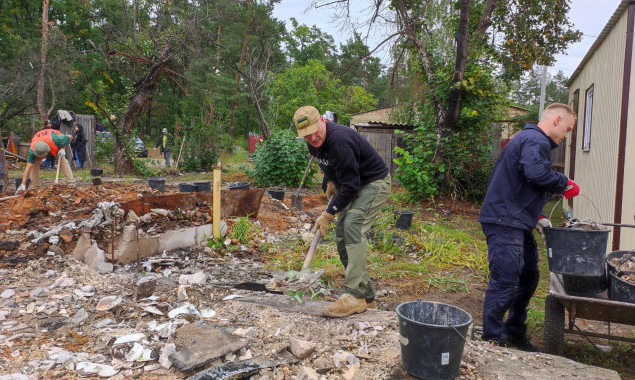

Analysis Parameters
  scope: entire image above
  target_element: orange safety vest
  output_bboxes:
[30,129,60,156]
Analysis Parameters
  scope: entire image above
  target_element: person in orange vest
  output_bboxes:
[15,128,74,194]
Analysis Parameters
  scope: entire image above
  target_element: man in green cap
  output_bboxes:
[15,128,73,194]
[293,105,391,317]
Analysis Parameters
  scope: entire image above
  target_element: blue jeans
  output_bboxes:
[481,223,539,342]
[164,150,171,167]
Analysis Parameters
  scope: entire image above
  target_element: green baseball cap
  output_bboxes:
[293,106,321,138]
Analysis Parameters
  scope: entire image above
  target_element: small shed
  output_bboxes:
[352,121,415,176]
[350,106,397,126]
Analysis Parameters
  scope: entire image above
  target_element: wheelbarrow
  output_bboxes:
[543,271,635,355]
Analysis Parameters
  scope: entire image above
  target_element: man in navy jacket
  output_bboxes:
[479,103,580,351]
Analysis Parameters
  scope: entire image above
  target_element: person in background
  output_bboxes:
[322,110,338,123]
[70,124,87,169]
[15,128,74,194]
[154,128,174,167]
[478,103,580,352]
[42,120,56,171]
[294,106,391,318]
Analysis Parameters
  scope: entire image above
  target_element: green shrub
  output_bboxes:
[247,129,316,187]
[95,135,114,162]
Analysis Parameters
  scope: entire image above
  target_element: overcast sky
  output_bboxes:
[272,0,623,78]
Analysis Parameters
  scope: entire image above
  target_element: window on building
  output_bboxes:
[582,85,593,151]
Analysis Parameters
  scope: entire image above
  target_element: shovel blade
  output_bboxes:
[290,194,303,210]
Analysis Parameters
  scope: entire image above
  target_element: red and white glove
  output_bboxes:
[562,180,579,199]
[535,216,552,235]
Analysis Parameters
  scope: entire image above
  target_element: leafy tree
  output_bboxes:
[336,32,388,105]
[266,60,378,128]
[510,68,569,108]
[311,0,580,200]
[284,18,336,67]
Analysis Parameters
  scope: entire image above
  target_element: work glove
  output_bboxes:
[313,211,335,237]
[57,149,65,157]
[535,216,552,236]
[562,179,579,199]
[325,181,337,200]
[15,184,26,195]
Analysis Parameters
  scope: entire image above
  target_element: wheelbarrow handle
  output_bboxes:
[601,222,635,228]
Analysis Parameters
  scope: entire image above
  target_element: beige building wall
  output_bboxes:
[349,107,396,126]
[566,10,630,249]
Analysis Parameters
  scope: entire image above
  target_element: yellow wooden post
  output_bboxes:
[213,161,221,238]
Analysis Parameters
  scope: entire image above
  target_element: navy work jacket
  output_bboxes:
[478,124,569,231]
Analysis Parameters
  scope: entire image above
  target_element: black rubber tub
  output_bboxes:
[543,227,610,275]
[178,183,197,193]
[606,250,635,304]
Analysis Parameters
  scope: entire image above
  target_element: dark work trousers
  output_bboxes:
[481,223,539,343]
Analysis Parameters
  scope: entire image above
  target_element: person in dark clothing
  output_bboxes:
[478,103,580,351]
[293,106,391,318]
[154,128,174,167]
[70,124,87,169]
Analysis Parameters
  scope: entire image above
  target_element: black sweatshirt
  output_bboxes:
[308,122,388,214]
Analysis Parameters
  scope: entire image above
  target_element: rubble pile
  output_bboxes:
[0,183,625,379]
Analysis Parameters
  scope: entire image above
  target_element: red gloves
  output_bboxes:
[562,180,579,199]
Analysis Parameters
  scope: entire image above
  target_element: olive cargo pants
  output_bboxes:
[335,175,391,302]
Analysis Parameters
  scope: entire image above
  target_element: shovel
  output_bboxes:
[266,195,333,292]
[265,228,325,293]
[291,156,313,210]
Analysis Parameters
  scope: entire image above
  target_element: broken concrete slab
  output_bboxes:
[114,224,222,264]
[289,336,315,360]
[71,231,92,262]
[135,277,157,300]
[169,322,249,372]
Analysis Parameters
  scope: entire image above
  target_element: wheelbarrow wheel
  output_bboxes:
[544,295,565,355]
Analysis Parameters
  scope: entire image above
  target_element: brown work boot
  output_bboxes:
[323,294,367,318]
[366,300,377,309]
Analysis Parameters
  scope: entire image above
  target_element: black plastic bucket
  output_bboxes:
[15,178,31,190]
[396,301,472,380]
[561,273,607,296]
[148,177,165,192]
[608,272,635,304]
[90,168,103,177]
[394,211,414,230]
[194,181,211,192]
[229,182,250,190]
[543,227,610,275]
[178,183,196,193]
[268,187,285,201]
[606,251,635,304]
[92,177,102,186]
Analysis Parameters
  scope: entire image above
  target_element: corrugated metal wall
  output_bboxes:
[75,114,96,167]
[566,10,629,249]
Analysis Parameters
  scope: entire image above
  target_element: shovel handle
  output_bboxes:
[301,228,321,271]
[295,156,314,197]
[300,195,335,271]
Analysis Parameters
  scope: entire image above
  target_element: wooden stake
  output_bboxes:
[213,161,221,239]
[54,153,62,184]
[174,137,186,169]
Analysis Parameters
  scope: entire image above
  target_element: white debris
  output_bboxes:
[167,303,200,318]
